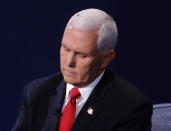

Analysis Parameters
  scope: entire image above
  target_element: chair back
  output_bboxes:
[152,103,171,131]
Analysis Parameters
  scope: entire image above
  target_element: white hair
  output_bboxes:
[66,8,118,53]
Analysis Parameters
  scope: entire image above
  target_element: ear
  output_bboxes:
[101,49,115,69]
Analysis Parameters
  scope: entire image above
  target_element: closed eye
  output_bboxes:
[78,53,87,58]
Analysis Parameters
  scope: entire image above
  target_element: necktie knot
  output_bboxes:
[70,87,81,104]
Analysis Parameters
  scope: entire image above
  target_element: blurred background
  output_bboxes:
[0,0,170,130]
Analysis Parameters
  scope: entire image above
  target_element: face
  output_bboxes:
[60,26,114,87]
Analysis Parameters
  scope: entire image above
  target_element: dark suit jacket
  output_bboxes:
[11,69,152,131]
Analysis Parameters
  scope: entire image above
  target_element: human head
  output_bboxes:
[60,8,118,87]
[67,8,118,54]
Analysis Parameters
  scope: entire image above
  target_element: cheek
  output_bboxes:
[77,59,91,69]
[76,59,96,75]
[60,50,66,64]
[88,59,102,74]
[60,53,66,71]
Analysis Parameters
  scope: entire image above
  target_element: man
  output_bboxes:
[12,8,152,131]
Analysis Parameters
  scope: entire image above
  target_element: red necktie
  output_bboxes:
[58,87,81,131]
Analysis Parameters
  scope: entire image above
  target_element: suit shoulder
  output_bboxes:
[23,72,63,104]
[104,70,152,119]
[106,70,150,105]
[26,72,63,88]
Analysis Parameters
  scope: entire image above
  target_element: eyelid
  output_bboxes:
[78,53,87,58]
[62,44,87,57]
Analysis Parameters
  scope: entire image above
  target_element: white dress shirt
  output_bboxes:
[61,70,105,120]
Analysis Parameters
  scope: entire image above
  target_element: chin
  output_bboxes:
[63,76,78,85]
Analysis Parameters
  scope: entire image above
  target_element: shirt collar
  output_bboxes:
[65,70,105,101]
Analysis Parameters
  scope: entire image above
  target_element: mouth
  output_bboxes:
[64,68,76,75]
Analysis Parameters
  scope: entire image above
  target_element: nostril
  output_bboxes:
[68,61,76,67]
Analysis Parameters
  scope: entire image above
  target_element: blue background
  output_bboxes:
[0,0,170,130]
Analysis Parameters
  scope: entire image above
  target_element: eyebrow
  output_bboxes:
[61,43,69,49]
[61,44,69,49]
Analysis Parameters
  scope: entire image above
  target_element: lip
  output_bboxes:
[64,69,76,75]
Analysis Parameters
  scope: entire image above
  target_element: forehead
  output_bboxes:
[62,27,99,55]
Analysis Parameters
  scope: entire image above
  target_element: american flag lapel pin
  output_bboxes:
[87,107,94,115]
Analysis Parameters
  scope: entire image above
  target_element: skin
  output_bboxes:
[60,25,115,88]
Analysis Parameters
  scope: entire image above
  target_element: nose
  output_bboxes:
[66,52,76,67]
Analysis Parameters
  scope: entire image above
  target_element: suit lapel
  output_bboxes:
[71,69,113,131]
[55,80,66,116]
[42,80,66,130]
